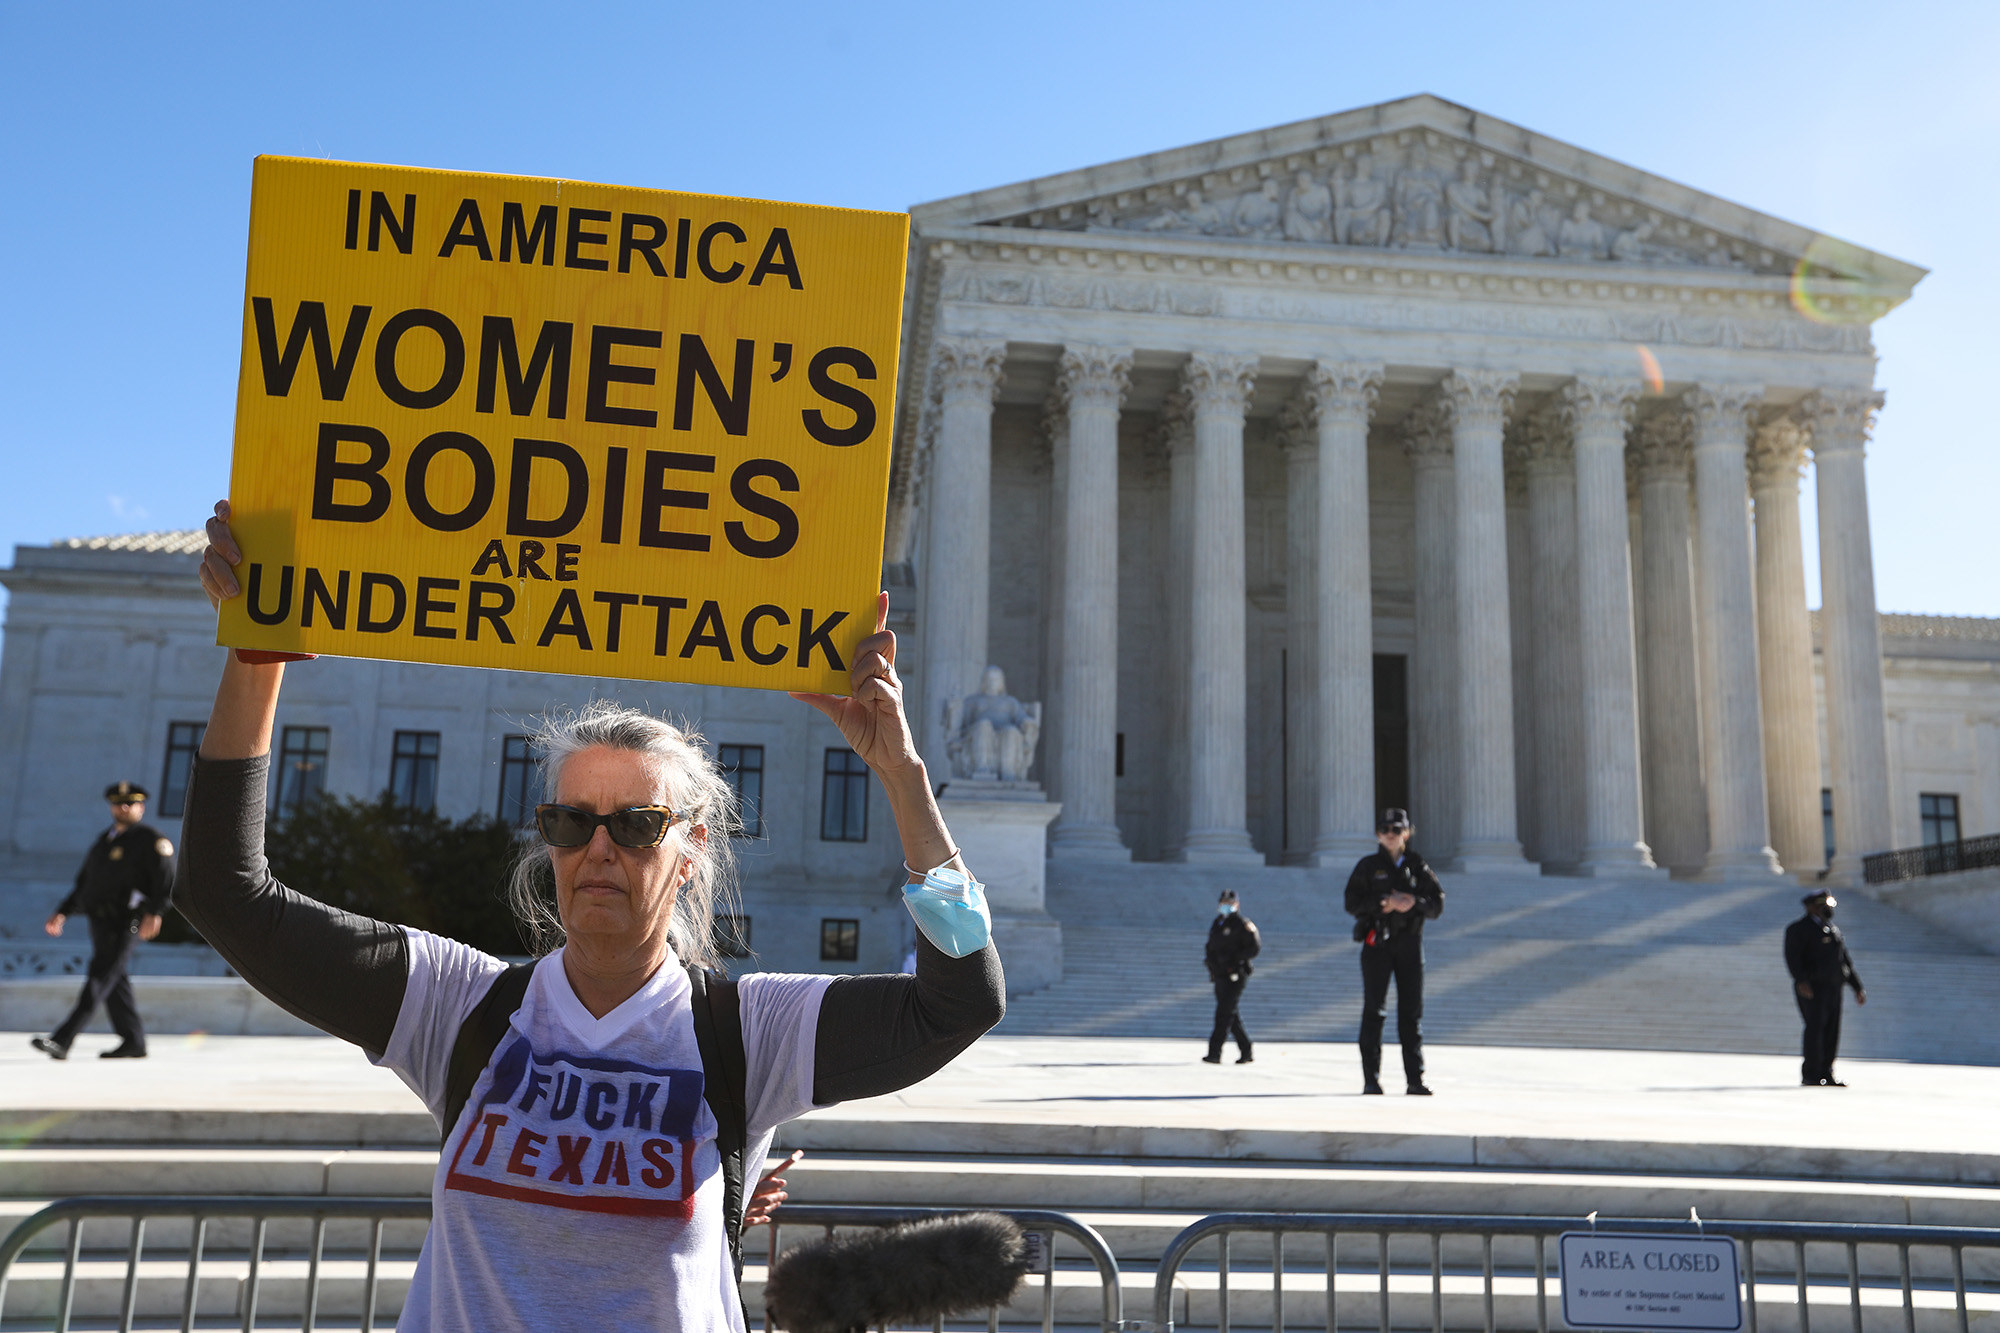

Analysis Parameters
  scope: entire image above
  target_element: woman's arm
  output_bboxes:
[810,935,1004,1104]
[791,592,1005,1102]
[178,504,410,1055]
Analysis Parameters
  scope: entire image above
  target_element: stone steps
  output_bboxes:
[1003,868,2000,1063]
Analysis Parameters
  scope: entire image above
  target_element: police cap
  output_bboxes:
[104,780,148,804]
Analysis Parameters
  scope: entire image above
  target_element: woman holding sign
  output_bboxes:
[182,502,1003,1332]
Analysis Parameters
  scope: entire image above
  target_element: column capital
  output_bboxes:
[1680,384,1763,446]
[1301,361,1385,425]
[1518,406,1573,474]
[1182,352,1259,415]
[1749,416,1810,491]
[1630,409,1692,483]
[1056,344,1134,412]
[1555,376,1642,440]
[1795,388,1886,460]
[1400,400,1453,469]
[1439,368,1519,434]
[931,337,1007,405]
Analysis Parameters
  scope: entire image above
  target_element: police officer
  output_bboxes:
[31,780,174,1060]
[1783,888,1867,1087]
[1202,890,1260,1064]
[1343,808,1443,1095]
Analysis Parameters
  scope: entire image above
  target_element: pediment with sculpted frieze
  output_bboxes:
[915,96,1925,298]
[1001,130,1771,274]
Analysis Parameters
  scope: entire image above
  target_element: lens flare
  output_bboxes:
[1790,236,1875,326]
[184,1029,209,1051]
[0,1111,77,1148]
[1634,345,1664,395]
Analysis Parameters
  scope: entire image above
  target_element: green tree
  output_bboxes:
[262,793,531,956]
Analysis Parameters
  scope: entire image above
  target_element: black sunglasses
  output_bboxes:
[535,803,688,849]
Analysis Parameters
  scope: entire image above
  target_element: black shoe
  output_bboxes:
[1406,1082,1433,1096]
[1235,1052,1254,1064]
[1201,1053,1222,1064]
[1363,1076,1383,1095]
[1824,1078,1847,1088]
[99,1044,147,1059]
[30,1036,68,1061]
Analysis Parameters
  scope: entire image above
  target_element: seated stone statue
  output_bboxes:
[944,665,1042,783]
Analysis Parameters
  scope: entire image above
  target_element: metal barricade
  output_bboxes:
[754,1205,1125,1333]
[0,1194,430,1332]
[1150,1213,2000,1333]
[0,1196,1121,1333]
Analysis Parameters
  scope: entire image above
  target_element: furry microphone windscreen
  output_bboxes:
[763,1212,1031,1333]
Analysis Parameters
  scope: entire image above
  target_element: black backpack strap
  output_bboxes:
[440,962,535,1146]
[687,962,748,1278]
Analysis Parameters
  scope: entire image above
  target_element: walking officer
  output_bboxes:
[1202,890,1260,1064]
[31,780,174,1060]
[1784,888,1866,1086]
[1344,808,1443,1095]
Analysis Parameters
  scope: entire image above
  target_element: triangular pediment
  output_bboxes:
[910,94,1923,295]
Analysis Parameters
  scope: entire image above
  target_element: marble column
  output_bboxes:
[1403,403,1459,861]
[1504,435,1540,863]
[920,337,1006,771]
[1630,414,1708,873]
[1050,346,1133,860]
[1800,389,1893,883]
[1685,385,1784,878]
[1522,409,1583,868]
[1441,370,1525,870]
[1178,353,1262,864]
[1306,362,1385,865]
[1749,415,1825,876]
[1037,395,1068,801]
[1560,378,1662,875]
[1160,396,1194,857]
[1280,399,1319,861]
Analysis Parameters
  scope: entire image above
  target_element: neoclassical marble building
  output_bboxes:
[894,95,1921,885]
[0,98,1962,983]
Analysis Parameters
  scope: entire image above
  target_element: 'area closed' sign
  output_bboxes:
[219,156,908,693]
[1558,1232,1742,1331]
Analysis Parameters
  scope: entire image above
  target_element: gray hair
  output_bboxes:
[506,700,742,966]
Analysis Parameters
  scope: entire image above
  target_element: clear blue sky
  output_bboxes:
[2,0,1994,624]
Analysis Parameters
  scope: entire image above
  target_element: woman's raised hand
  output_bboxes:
[198,501,243,609]
[791,593,921,778]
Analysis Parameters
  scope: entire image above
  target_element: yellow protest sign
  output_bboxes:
[220,156,907,693]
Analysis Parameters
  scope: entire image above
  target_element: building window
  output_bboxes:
[389,731,441,812]
[718,744,764,838]
[276,726,331,816]
[497,735,538,828]
[1822,788,1835,866]
[714,914,753,959]
[1920,793,1962,848]
[159,721,205,818]
[820,748,869,842]
[820,918,859,962]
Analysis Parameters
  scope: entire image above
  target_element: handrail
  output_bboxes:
[1151,1212,2000,1333]
[1864,832,2000,883]
[0,1196,431,1333]
[0,1196,1123,1333]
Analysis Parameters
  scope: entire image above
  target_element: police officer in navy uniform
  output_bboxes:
[1344,808,1444,1095]
[1783,888,1867,1087]
[31,780,174,1060]
[1202,890,1261,1065]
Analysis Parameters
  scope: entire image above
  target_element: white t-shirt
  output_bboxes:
[374,929,832,1332]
